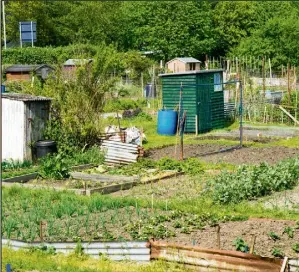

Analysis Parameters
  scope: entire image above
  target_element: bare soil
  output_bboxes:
[147,144,299,165]
[162,218,299,258]
[254,185,299,212]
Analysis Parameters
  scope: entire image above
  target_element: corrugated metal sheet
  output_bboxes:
[150,241,282,272]
[102,140,141,165]
[2,93,52,101]
[289,259,299,272]
[2,239,150,262]
[2,99,25,161]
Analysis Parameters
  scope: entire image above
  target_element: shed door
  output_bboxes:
[197,75,213,132]
[197,84,212,132]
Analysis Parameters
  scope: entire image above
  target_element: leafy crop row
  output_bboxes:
[2,186,244,242]
[209,157,299,204]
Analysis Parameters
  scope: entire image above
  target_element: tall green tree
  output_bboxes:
[232,15,299,67]
[120,1,216,61]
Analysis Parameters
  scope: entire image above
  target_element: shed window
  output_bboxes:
[214,73,222,92]
[190,63,196,70]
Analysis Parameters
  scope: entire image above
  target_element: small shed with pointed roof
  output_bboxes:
[166,57,201,73]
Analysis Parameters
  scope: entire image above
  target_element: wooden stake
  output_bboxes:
[180,111,186,161]
[40,221,44,242]
[216,225,220,249]
[288,63,291,108]
[262,56,265,98]
[280,257,288,272]
[151,194,154,211]
[269,58,272,80]
[195,114,198,136]
[250,235,256,254]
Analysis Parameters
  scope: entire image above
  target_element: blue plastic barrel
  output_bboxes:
[1,85,5,93]
[157,109,178,135]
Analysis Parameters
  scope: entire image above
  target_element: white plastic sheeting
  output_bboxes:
[104,126,146,145]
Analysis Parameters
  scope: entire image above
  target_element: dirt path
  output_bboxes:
[147,144,299,165]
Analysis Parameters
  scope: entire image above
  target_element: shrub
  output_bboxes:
[38,153,70,180]
[209,157,299,204]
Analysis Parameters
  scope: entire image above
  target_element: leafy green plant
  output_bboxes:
[283,226,294,238]
[74,240,84,256]
[271,248,284,258]
[268,232,280,241]
[38,153,70,179]
[232,237,249,253]
[2,159,33,171]
[181,158,204,176]
[209,157,299,204]
[292,243,299,253]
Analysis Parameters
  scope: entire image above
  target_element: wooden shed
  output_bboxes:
[5,64,54,82]
[160,70,226,133]
[2,93,52,161]
[166,57,201,73]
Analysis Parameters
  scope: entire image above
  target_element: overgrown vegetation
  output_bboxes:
[209,157,299,204]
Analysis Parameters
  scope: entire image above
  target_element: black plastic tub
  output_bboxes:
[35,140,57,159]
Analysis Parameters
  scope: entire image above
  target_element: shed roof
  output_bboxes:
[2,93,52,102]
[5,64,53,73]
[159,69,224,77]
[64,59,93,66]
[167,57,201,64]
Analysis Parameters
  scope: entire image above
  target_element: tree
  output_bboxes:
[232,15,299,67]
[120,2,216,61]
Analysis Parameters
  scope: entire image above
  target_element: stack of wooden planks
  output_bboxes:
[101,140,144,165]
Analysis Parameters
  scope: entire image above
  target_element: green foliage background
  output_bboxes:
[3,1,299,66]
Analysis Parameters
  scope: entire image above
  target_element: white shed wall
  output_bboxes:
[2,99,25,161]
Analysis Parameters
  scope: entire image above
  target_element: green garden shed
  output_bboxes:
[160,69,226,133]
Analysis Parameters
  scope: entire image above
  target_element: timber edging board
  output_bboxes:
[1,164,95,184]
[2,173,38,183]
[2,171,183,196]
[70,171,140,183]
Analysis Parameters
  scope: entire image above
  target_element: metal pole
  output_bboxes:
[31,21,34,47]
[241,80,244,134]
[0,0,3,261]
[19,22,22,48]
[2,1,6,49]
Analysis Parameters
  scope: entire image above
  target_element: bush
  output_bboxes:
[209,157,299,204]
[2,44,99,65]
[38,153,70,180]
